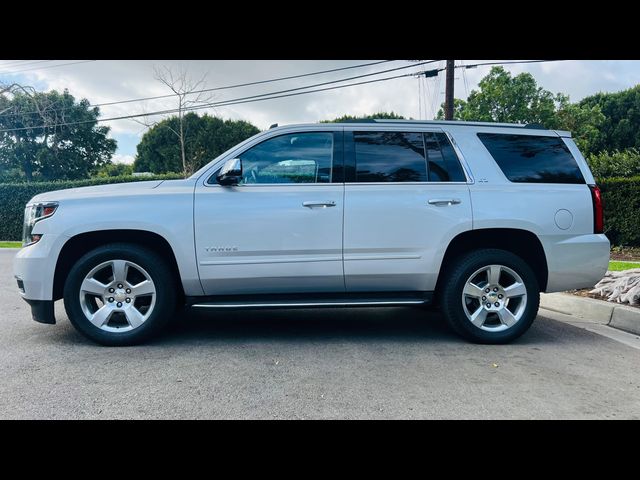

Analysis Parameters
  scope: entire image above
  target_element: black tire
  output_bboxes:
[439,248,540,344]
[63,243,178,346]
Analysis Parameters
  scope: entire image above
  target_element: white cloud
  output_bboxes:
[111,154,134,165]
[3,60,640,157]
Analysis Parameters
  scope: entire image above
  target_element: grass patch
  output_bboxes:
[0,241,21,248]
[609,260,640,271]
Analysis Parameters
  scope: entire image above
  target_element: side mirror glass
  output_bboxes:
[217,158,242,186]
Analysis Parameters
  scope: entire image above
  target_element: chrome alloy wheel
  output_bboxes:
[79,259,156,333]
[461,264,528,332]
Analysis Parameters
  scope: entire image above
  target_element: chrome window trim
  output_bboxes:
[442,130,475,185]
[200,126,474,187]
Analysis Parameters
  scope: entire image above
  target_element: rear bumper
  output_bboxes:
[24,299,56,324]
[543,233,610,293]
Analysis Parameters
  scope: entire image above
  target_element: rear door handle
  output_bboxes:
[428,198,461,206]
[303,200,336,208]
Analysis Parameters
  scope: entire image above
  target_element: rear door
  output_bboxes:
[342,127,472,292]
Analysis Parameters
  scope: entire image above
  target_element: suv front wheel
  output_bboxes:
[63,243,178,346]
[440,248,540,344]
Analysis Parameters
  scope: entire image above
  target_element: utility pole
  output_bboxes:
[444,60,455,120]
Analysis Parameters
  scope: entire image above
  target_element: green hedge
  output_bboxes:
[0,174,182,241]
[2,174,640,247]
[599,176,640,246]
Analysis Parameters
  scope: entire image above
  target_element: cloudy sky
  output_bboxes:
[1,60,638,164]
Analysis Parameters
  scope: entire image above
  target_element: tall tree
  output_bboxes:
[579,85,640,154]
[436,66,604,154]
[0,84,116,181]
[436,67,564,124]
[134,113,259,174]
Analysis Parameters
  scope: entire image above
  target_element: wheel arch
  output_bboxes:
[53,229,184,301]
[435,228,548,297]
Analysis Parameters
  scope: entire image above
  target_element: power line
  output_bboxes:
[0,60,57,71]
[0,60,435,120]
[0,59,564,133]
[459,59,568,69]
[0,60,399,119]
[0,69,429,133]
[0,60,96,75]
[91,60,396,108]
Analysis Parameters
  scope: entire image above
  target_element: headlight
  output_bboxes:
[22,202,58,247]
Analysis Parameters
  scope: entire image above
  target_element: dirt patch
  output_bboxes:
[610,246,640,262]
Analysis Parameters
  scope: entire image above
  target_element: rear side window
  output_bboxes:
[354,132,427,182]
[477,133,585,184]
[352,131,466,183]
[425,132,466,182]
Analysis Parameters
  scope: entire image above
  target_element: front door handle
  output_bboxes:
[303,200,336,208]
[428,198,461,206]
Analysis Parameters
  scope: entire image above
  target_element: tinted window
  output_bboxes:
[478,133,585,184]
[238,132,333,184]
[425,132,466,182]
[354,132,427,182]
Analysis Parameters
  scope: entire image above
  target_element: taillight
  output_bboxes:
[589,185,604,234]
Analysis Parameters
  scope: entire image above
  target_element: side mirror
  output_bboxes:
[217,158,243,186]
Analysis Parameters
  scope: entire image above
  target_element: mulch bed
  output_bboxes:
[610,246,640,262]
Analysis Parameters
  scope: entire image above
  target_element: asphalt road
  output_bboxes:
[2,248,640,419]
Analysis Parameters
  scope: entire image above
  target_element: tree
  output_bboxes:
[579,85,640,154]
[437,67,564,124]
[134,113,259,174]
[436,66,604,155]
[321,111,406,123]
[0,84,116,181]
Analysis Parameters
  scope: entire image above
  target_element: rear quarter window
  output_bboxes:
[477,133,585,184]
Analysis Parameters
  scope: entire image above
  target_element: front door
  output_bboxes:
[194,130,345,295]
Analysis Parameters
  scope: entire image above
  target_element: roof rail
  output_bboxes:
[523,123,545,129]
[365,119,529,129]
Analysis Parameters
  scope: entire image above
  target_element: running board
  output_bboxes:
[188,292,432,310]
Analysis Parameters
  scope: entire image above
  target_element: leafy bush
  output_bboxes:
[0,174,181,241]
[587,149,640,178]
[599,176,640,246]
[95,163,134,177]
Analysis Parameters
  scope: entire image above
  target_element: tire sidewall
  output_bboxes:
[63,244,176,346]
[442,249,540,344]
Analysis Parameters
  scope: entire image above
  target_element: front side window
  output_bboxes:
[238,132,333,184]
[477,133,585,184]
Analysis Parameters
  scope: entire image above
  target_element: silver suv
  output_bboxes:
[14,120,610,345]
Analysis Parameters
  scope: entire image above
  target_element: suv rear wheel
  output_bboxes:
[440,248,540,344]
[63,243,177,346]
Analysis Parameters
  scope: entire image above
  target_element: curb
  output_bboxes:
[540,292,640,335]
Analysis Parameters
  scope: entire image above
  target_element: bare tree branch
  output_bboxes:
[152,65,216,177]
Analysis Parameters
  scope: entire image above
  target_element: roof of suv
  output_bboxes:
[270,119,571,136]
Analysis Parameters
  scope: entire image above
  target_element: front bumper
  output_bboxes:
[24,299,56,324]
[13,233,62,301]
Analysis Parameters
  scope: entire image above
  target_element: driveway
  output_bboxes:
[1,248,639,419]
